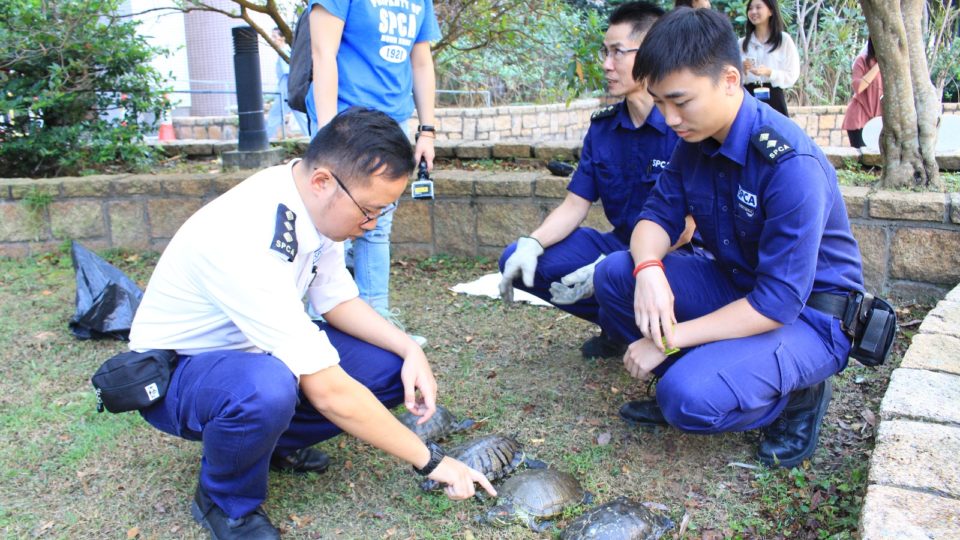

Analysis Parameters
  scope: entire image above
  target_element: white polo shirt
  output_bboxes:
[129,160,359,377]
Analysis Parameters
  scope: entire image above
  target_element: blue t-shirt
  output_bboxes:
[305,0,441,126]
[639,91,864,325]
[567,102,679,244]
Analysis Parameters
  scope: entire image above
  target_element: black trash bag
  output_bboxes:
[69,241,143,341]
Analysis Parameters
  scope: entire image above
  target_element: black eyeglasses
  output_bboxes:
[328,170,397,225]
[597,46,640,63]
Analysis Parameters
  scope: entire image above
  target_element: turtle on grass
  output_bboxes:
[420,434,542,491]
[560,497,674,540]
[480,468,593,532]
[396,404,475,442]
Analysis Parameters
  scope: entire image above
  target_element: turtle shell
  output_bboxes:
[497,468,587,519]
[560,497,674,540]
[397,405,473,442]
[420,434,524,491]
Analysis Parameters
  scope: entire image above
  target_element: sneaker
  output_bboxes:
[191,481,280,539]
[581,331,627,359]
[269,447,330,474]
[756,379,833,468]
[375,307,428,347]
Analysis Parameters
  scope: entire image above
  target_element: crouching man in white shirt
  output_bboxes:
[129,107,495,539]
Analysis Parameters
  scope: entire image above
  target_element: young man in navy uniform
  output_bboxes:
[593,7,864,467]
[498,2,689,359]
[129,108,495,539]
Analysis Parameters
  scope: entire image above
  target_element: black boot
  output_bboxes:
[269,447,330,474]
[756,379,833,468]
[581,331,627,359]
[191,481,280,539]
[618,400,669,428]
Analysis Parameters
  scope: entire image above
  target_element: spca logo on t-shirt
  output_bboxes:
[375,0,423,63]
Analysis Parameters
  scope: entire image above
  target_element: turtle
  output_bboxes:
[480,468,593,532]
[396,404,475,442]
[419,434,540,491]
[560,497,674,540]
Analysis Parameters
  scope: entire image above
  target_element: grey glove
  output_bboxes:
[499,236,544,302]
[549,254,606,305]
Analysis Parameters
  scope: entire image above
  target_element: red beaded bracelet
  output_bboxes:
[632,259,664,278]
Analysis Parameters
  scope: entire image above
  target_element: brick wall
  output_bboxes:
[2,171,958,300]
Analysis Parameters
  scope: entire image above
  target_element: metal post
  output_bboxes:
[232,26,268,152]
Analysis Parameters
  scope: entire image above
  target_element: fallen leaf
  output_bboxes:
[727,461,760,470]
[127,526,140,539]
[677,512,691,536]
[463,530,476,540]
[34,331,56,341]
[596,432,611,445]
[486,370,497,379]
[529,438,545,445]
[610,386,620,394]
[344,460,353,470]
[41,290,53,296]
[522,403,536,414]
[465,336,474,343]
[621,465,630,474]
[861,408,877,427]
[642,501,669,511]
[384,527,397,538]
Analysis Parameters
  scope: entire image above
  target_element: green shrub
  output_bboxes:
[0,0,170,177]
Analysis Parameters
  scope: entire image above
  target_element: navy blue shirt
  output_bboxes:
[568,102,680,244]
[639,92,864,325]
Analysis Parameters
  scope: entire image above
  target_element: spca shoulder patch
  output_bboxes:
[751,126,795,164]
[270,203,298,261]
[590,103,619,122]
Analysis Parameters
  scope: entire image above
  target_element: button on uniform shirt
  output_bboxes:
[129,160,359,377]
[639,92,864,325]
[568,102,680,244]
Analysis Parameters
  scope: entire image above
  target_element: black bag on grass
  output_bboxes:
[91,349,177,413]
[68,241,143,341]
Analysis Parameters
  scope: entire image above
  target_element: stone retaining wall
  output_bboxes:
[2,170,959,299]
[172,102,960,146]
[859,282,960,538]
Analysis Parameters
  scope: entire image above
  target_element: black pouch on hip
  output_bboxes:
[91,350,178,413]
[848,295,897,367]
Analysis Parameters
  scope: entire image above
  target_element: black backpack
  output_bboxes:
[287,7,313,114]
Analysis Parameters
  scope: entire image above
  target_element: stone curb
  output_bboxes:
[860,281,960,539]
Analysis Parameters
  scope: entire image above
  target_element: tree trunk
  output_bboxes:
[859,0,942,190]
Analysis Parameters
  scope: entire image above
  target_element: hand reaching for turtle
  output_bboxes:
[429,457,497,500]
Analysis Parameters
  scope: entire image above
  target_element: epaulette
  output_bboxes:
[751,125,795,164]
[270,203,298,261]
[590,102,620,122]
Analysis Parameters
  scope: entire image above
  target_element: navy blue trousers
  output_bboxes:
[498,228,627,323]
[140,322,404,519]
[594,250,851,434]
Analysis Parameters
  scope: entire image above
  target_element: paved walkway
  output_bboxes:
[860,282,960,538]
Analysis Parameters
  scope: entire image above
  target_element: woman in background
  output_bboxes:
[841,39,883,148]
[739,0,800,116]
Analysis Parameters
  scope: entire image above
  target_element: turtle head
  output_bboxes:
[481,504,516,527]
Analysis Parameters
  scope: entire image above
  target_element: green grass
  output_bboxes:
[0,250,928,539]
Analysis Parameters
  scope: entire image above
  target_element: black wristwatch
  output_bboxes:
[413,441,445,476]
[417,124,436,134]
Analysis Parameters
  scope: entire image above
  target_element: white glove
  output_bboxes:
[499,236,544,302]
[549,254,606,305]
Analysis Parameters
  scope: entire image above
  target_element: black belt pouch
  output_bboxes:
[91,350,178,413]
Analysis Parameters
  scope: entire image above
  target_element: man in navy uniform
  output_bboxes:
[129,108,494,539]
[498,2,689,359]
[593,7,864,467]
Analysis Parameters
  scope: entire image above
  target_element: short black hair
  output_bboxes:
[742,0,785,53]
[608,1,665,41]
[303,107,414,187]
[674,0,695,6]
[633,7,742,85]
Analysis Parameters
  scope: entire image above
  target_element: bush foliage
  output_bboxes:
[0,0,169,177]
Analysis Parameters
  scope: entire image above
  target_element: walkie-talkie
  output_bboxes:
[411,157,435,200]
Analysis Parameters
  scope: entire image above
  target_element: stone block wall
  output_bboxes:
[1,171,959,299]
[171,101,960,147]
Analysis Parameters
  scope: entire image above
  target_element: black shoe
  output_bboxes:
[756,379,833,468]
[269,447,330,474]
[191,482,280,539]
[581,332,627,359]
[619,400,669,428]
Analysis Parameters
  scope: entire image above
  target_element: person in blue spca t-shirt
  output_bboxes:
[306,0,440,343]
[498,2,691,360]
[593,7,865,468]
